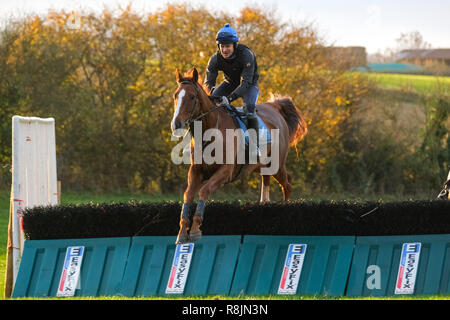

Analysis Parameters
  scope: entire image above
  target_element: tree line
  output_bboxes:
[0,4,447,198]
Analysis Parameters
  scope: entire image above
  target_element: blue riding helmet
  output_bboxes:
[216,23,239,44]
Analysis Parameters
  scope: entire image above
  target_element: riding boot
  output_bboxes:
[246,111,261,161]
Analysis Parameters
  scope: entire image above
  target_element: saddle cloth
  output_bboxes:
[227,106,272,146]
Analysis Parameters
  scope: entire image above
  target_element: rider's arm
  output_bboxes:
[204,54,219,94]
[227,50,256,102]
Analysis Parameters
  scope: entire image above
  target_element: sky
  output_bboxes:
[0,0,449,54]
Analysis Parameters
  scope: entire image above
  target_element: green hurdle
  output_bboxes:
[230,235,355,296]
[12,234,450,298]
[346,234,450,297]
[12,237,131,298]
[120,235,241,296]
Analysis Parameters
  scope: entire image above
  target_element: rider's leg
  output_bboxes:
[210,81,234,99]
[243,86,260,159]
[242,85,259,114]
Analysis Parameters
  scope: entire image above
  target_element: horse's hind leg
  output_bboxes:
[273,167,292,201]
[260,175,271,202]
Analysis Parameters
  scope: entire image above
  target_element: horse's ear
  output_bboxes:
[192,68,199,84]
[176,69,182,83]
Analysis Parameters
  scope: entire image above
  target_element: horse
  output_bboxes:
[170,68,308,244]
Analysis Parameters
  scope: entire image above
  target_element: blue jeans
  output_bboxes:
[212,82,259,114]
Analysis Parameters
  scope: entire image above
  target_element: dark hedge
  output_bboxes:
[21,200,450,240]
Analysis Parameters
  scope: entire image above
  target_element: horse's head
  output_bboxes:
[171,68,202,134]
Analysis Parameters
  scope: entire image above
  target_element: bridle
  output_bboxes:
[178,81,222,128]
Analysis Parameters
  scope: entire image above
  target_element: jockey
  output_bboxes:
[204,23,260,152]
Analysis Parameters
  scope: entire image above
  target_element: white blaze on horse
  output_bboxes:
[170,68,308,244]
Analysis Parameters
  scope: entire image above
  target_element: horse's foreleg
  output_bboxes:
[189,165,234,241]
[176,165,203,244]
[176,203,191,244]
[260,175,271,202]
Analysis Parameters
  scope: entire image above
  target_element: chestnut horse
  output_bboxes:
[171,68,307,244]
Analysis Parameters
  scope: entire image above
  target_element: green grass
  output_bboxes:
[60,190,182,204]
[366,72,450,94]
[0,189,9,301]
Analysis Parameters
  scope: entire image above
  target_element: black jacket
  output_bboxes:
[204,44,259,101]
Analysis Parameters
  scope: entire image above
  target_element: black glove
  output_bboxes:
[211,95,229,106]
[210,95,222,103]
[218,96,229,106]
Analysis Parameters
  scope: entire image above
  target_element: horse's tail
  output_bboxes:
[270,95,308,146]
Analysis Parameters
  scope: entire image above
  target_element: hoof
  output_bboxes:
[176,234,190,244]
[189,231,202,242]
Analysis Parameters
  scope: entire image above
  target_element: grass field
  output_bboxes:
[366,72,450,94]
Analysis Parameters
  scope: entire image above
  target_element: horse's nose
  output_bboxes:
[171,120,182,132]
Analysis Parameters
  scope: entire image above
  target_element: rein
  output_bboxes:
[190,104,223,123]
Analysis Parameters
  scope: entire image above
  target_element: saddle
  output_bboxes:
[224,104,272,146]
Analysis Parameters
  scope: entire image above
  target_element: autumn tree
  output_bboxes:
[0,4,370,196]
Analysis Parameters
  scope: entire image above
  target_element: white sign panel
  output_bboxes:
[166,243,195,294]
[11,116,58,286]
[395,243,421,295]
[278,244,307,295]
[57,246,85,297]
